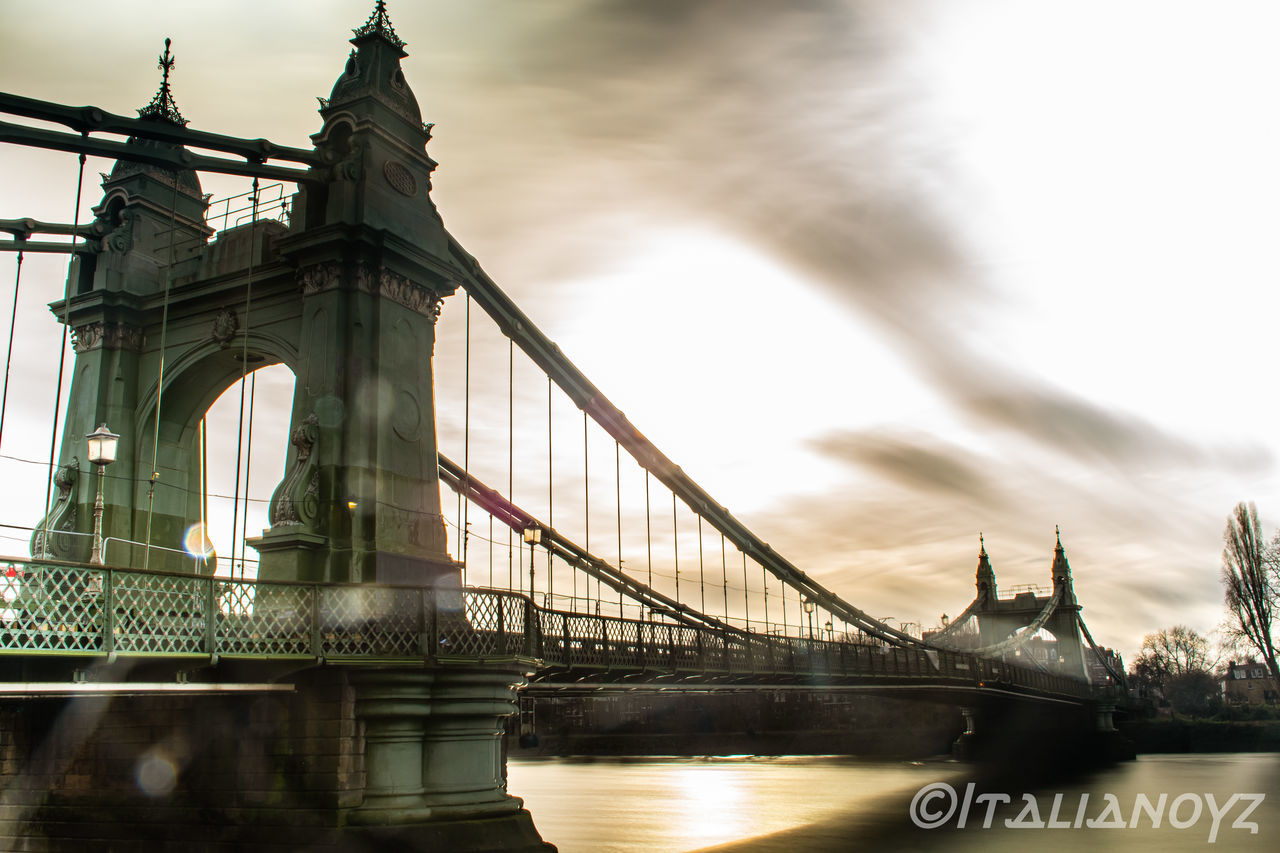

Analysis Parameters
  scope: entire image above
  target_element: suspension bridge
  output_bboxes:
[0,4,1129,851]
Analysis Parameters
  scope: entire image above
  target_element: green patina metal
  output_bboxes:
[33,10,461,589]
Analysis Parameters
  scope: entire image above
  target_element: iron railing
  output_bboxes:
[0,556,1107,701]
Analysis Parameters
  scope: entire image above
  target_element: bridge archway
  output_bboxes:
[121,331,299,573]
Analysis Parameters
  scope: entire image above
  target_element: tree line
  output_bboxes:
[1129,501,1279,716]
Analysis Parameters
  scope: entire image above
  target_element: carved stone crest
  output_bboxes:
[211,309,238,346]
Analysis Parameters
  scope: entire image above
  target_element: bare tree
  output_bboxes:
[1221,502,1279,684]
[1134,625,1214,678]
[1130,625,1218,714]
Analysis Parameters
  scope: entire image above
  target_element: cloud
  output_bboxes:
[952,376,1274,478]
[812,429,1003,505]
[436,0,1257,487]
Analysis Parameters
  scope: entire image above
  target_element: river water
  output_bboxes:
[507,753,1279,852]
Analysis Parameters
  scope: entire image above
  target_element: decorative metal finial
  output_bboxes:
[978,532,985,555]
[353,0,406,49]
[1055,525,1062,548]
[159,37,175,79]
[137,37,188,126]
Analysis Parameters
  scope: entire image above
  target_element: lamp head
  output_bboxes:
[85,423,119,466]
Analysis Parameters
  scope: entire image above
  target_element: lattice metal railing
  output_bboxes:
[0,556,1106,700]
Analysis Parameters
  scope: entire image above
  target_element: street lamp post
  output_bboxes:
[86,424,119,566]
[802,596,815,640]
[824,620,833,643]
[524,527,541,604]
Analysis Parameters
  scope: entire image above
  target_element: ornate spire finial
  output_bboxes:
[137,38,188,126]
[979,532,985,556]
[1055,525,1063,550]
[353,0,406,50]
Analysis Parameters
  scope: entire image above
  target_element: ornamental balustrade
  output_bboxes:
[0,556,1105,701]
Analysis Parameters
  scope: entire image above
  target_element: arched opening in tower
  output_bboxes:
[198,363,294,579]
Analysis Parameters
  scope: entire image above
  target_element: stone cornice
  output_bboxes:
[71,320,145,353]
[297,260,445,321]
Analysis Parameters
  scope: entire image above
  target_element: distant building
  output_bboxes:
[1084,645,1125,690]
[1221,660,1279,705]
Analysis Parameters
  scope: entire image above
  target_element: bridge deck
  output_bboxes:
[0,557,1108,703]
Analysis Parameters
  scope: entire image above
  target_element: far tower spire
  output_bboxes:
[353,0,406,51]
[1050,525,1077,606]
[975,532,996,602]
[137,38,187,126]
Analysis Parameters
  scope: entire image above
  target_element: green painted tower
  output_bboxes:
[251,1,460,586]
[38,5,464,589]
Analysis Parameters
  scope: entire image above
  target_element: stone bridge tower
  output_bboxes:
[37,4,461,589]
[972,531,1089,680]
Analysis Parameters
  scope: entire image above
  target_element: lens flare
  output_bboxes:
[135,749,178,798]
[183,523,215,560]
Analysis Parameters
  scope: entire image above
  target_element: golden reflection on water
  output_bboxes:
[506,756,956,853]
[506,754,1280,853]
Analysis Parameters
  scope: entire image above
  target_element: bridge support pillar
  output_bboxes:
[952,706,979,761]
[348,671,434,820]
[347,667,553,851]
[1095,702,1117,732]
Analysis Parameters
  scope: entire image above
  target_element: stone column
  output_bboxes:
[1095,702,1117,732]
[346,666,553,852]
[420,668,528,818]
[348,670,434,824]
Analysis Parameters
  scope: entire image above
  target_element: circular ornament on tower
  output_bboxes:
[383,160,417,197]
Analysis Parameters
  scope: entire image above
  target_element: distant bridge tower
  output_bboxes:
[35,6,459,589]
[972,530,1089,680]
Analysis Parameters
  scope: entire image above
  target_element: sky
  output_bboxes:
[3,0,1280,664]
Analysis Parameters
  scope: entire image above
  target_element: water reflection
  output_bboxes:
[507,753,1279,852]
[507,756,960,852]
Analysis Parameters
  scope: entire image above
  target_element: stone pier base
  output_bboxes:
[951,699,1136,770]
[0,666,554,852]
